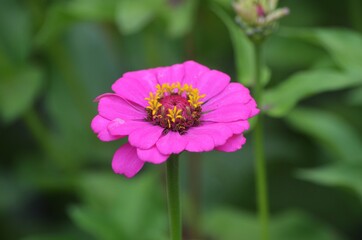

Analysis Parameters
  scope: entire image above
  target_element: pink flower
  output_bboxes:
[91,61,259,178]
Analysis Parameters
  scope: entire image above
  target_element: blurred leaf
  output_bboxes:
[211,4,270,87]
[0,0,32,65]
[285,108,362,163]
[0,66,43,123]
[36,4,75,46]
[345,87,362,106]
[264,70,362,117]
[297,163,362,200]
[281,28,362,74]
[164,0,198,38]
[203,209,345,240]
[116,0,159,35]
[67,0,117,21]
[70,172,167,240]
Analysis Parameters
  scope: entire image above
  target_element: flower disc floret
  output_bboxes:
[145,83,205,134]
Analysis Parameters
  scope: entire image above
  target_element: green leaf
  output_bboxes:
[69,172,167,240]
[203,209,346,240]
[281,28,362,74]
[0,66,43,123]
[211,4,270,87]
[0,0,32,65]
[285,108,362,163]
[297,163,362,200]
[115,0,159,35]
[164,0,198,38]
[67,0,117,21]
[264,70,362,117]
[345,87,362,106]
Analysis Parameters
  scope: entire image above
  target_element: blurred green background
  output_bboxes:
[1,0,362,239]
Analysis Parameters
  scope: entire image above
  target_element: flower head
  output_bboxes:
[233,0,289,39]
[91,61,259,178]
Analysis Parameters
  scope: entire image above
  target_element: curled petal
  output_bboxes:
[91,115,121,141]
[112,143,145,178]
[216,134,246,152]
[97,94,145,120]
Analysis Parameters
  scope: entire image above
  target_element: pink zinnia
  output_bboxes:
[91,61,259,178]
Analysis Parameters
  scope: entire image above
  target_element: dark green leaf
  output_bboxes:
[297,163,362,200]
[203,209,346,240]
[285,108,362,163]
[164,0,198,38]
[264,70,362,117]
[69,172,167,240]
[115,0,159,35]
[0,66,43,122]
[281,28,362,74]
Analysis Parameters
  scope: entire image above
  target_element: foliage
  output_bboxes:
[1,0,361,239]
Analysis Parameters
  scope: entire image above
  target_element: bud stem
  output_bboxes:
[252,41,270,240]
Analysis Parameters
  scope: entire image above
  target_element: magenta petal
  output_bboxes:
[183,61,210,87]
[226,120,250,134]
[196,70,230,101]
[188,123,233,147]
[155,63,185,85]
[108,119,150,136]
[216,134,246,152]
[184,132,215,152]
[202,104,252,122]
[247,98,260,117]
[91,115,121,141]
[112,143,145,178]
[128,125,164,149]
[137,146,170,164]
[156,131,188,155]
[112,69,158,107]
[203,83,251,111]
[97,94,145,120]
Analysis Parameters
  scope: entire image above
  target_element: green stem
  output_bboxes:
[252,41,270,240]
[188,153,201,239]
[166,154,182,240]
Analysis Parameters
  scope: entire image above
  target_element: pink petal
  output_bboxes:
[182,61,210,87]
[247,98,260,118]
[201,104,252,122]
[97,94,146,120]
[155,63,185,85]
[195,70,230,101]
[201,83,259,122]
[91,115,121,141]
[137,146,170,164]
[108,119,150,136]
[183,131,215,152]
[225,120,250,134]
[112,143,145,178]
[203,83,252,111]
[112,69,158,107]
[156,131,188,155]
[216,134,246,152]
[187,123,233,147]
[128,125,164,149]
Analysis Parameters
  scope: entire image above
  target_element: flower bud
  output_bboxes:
[233,0,289,40]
